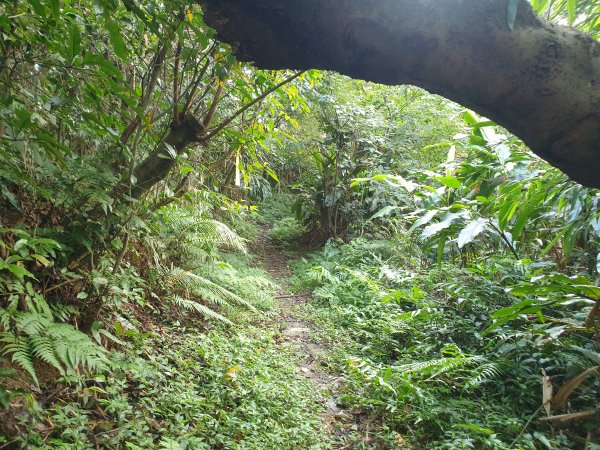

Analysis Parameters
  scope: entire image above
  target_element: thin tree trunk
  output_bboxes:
[128,114,205,199]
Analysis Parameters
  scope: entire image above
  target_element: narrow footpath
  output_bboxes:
[252,229,358,448]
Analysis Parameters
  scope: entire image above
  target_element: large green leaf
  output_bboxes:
[511,189,545,240]
[49,0,60,20]
[369,205,397,220]
[421,212,466,239]
[83,53,123,79]
[106,19,128,60]
[410,209,438,231]
[457,218,488,249]
[28,0,46,18]
[567,0,577,24]
[510,274,600,300]
[69,24,81,59]
[435,175,462,189]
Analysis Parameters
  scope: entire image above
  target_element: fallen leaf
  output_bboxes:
[224,365,240,381]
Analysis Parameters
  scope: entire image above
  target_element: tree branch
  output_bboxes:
[199,70,303,142]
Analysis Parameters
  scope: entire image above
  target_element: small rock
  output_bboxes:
[282,327,310,337]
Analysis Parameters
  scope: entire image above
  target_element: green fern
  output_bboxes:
[165,214,247,262]
[192,219,247,253]
[1,337,37,383]
[396,354,488,381]
[169,295,233,325]
[160,265,256,322]
[1,312,109,384]
[29,334,64,375]
[147,206,256,324]
[463,361,505,389]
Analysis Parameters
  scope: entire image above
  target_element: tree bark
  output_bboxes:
[201,0,600,187]
[128,115,204,199]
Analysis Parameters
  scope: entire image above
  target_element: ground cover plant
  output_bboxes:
[291,237,599,449]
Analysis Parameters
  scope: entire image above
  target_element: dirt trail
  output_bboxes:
[251,229,356,447]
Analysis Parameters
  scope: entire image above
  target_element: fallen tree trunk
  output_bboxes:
[201,0,600,187]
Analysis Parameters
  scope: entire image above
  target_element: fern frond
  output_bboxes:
[161,265,256,311]
[24,293,53,319]
[1,335,38,384]
[464,361,505,389]
[161,265,191,288]
[185,272,256,311]
[1,318,108,383]
[0,308,10,330]
[193,220,247,253]
[50,304,78,322]
[29,334,65,375]
[167,215,247,254]
[169,295,233,324]
[396,354,486,380]
[14,312,52,335]
[49,323,108,373]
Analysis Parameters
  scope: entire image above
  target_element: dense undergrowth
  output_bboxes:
[290,236,599,449]
[1,216,328,448]
[11,322,325,449]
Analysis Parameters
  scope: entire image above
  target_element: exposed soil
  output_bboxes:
[251,228,360,448]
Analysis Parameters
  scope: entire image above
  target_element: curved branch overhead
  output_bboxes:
[202,0,600,187]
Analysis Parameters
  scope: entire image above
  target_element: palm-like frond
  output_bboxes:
[147,207,257,324]
[1,312,109,384]
[396,354,488,380]
[169,295,233,324]
[463,361,505,389]
[161,265,255,309]
[193,219,247,253]
[168,215,247,256]
[159,265,256,323]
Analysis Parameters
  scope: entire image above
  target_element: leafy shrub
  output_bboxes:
[292,237,600,449]
[256,193,296,225]
[268,217,307,246]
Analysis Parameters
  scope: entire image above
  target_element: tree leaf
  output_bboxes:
[421,212,466,239]
[422,221,452,239]
[83,53,123,79]
[69,24,81,59]
[106,19,128,60]
[28,0,46,18]
[6,264,36,280]
[31,254,51,267]
[435,175,461,189]
[567,0,577,25]
[531,0,550,13]
[457,218,488,249]
[436,232,447,266]
[511,190,544,240]
[410,209,438,231]
[49,0,60,20]
[370,205,396,220]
